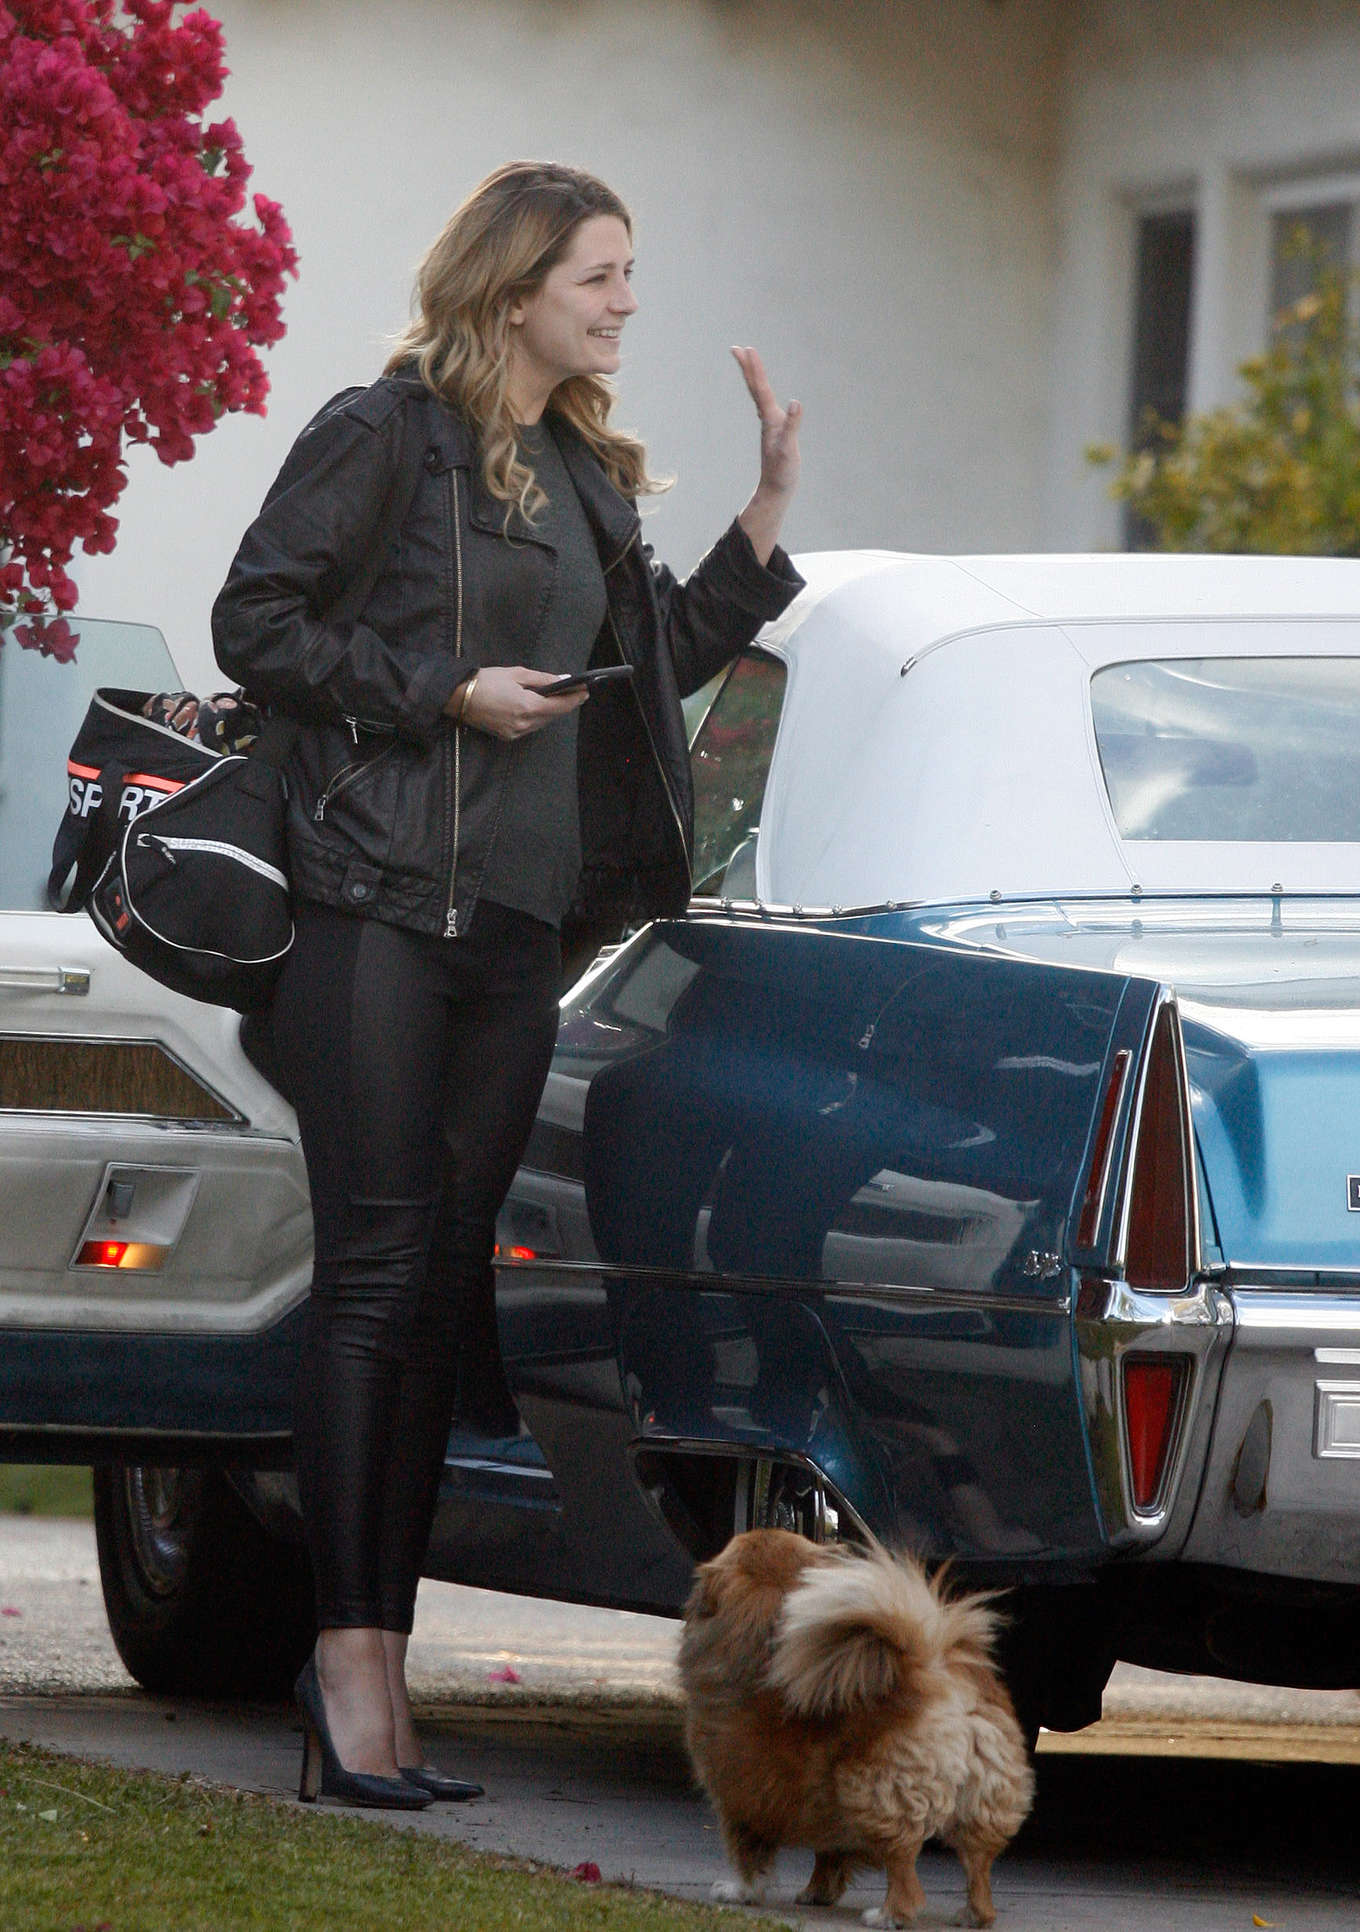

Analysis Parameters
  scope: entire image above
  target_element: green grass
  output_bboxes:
[0,1464,93,1518]
[0,1739,780,1932]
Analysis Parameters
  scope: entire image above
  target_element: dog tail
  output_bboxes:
[767,1545,1002,1720]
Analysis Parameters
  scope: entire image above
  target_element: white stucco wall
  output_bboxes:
[1046,0,1360,550]
[68,0,1066,691]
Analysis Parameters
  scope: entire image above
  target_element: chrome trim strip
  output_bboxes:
[0,1423,291,1441]
[445,1454,555,1482]
[1224,1268,1360,1290]
[1175,1003,1202,1280]
[494,1255,1069,1316]
[0,1109,250,1131]
[1234,1293,1360,1330]
[688,889,1360,922]
[814,1279,1068,1315]
[1077,1046,1130,1252]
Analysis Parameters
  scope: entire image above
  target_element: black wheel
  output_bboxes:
[94,1463,314,1699]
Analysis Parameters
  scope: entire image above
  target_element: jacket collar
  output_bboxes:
[548,413,641,569]
[418,389,640,565]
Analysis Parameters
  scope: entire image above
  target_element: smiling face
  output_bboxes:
[505,213,637,417]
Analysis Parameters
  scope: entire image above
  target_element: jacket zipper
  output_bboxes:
[342,712,396,741]
[313,741,395,822]
[602,530,690,879]
[444,469,465,937]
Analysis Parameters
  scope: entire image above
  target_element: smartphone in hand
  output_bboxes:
[542,664,636,696]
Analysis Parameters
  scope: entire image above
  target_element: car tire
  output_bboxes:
[94,1463,314,1700]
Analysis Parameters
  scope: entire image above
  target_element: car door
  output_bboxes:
[0,618,310,1451]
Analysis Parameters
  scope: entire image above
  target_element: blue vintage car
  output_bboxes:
[3,552,1359,1731]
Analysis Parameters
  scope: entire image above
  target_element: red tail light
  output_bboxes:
[494,1244,538,1262]
[1123,1354,1188,1510]
[1077,1049,1130,1248]
[1124,1005,1191,1292]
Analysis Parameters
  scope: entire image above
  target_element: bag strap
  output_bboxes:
[250,387,431,769]
[65,758,132,910]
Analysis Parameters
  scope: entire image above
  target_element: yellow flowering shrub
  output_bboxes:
[1087,262,1360,554]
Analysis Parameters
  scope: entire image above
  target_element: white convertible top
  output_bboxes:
[751,552,1360,910]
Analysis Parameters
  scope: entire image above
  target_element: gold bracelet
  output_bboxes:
[455,671,479,724]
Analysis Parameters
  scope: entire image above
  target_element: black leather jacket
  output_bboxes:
[212,375,803,945]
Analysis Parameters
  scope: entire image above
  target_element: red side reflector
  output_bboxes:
[1125,1007,1190,1292]
[74,1240,167,1271]
[1077,1049,1130,1249]
[1124,1355,1187,1510]
[79,1240,128,1269]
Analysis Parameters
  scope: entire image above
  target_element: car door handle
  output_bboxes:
[0,967,90,996]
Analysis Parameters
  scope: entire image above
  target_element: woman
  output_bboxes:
[212,161,803,1808]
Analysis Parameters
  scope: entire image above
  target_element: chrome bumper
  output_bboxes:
[1183,1288,1360,1585]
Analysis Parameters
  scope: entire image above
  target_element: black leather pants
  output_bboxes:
[272,900,560,1632]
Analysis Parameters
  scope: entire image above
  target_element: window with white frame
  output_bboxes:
[1262,173,1360,323]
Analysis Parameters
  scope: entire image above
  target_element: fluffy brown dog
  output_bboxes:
[677,1529,1034,1928]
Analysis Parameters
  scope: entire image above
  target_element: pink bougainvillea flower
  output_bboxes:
[14,615,79,659]
[0,0,298,628]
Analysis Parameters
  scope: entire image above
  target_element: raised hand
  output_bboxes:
[731,346,802,564]
[732,345,801,499]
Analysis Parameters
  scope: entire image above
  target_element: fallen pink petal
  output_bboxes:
[1,1606,21,1617]
[487,1665,521,1683]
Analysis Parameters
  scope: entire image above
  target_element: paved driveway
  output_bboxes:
[4,1518,1360,1928]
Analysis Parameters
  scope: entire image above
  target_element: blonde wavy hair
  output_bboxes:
[386,161,667,523]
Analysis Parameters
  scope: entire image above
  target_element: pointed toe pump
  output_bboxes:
[399,1763,484,1801]
[295,1656,432,1810]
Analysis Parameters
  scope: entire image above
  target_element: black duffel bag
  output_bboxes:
[47,378,431,1010]
[48,690,296,1012]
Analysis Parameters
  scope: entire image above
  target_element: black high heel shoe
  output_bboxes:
[295,1656,432,1809]
[399,1763,484,1802]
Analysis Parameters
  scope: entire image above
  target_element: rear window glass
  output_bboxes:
[1090,656,1360,842]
